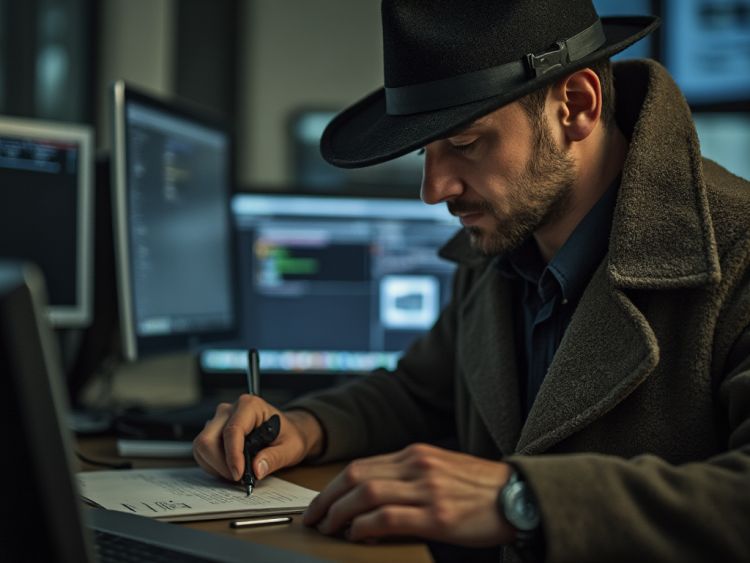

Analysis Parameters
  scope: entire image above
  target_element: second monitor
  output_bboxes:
[201,193,460,376]
[111,82,238,361]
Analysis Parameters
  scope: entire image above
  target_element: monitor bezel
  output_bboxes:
[111,80,239,361]
[0,115,94,328]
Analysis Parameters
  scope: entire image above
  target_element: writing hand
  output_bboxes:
[192,394,324,482]
[302,443,516,547]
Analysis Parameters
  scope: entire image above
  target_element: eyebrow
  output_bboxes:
[440,119,482,140]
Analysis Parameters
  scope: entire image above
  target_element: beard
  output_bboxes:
[448,115,576,256]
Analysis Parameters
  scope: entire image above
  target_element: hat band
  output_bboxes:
[385,18,606,116]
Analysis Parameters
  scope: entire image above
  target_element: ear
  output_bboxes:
[552,68,602,143]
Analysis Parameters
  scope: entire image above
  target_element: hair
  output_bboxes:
[518,58,615,131]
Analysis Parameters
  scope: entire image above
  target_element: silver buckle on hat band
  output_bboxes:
[526,41,570,77]
[525,18,606,78]
[384,18,606,116]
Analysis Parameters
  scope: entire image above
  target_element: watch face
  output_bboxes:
[504,481,541,531]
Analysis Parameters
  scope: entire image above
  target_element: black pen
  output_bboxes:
[242,413,281,496]
[242,349,281,496]
[246,348,260,397]
[243,349,260,496]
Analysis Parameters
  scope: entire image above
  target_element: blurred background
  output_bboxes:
[0,0,748,426]
[0,0,748,191]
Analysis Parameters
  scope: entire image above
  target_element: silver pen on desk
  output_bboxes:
[230,516,292,529]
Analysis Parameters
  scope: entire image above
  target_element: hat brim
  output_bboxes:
[321,16,660,169]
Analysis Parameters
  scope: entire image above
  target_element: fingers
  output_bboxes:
[348,506,433,542]
[315,479,426,536]
[192,395,275,482]
[253,444,288,480]
[221,394,275,480]
[192,402,233,480]
[303,454,415,526]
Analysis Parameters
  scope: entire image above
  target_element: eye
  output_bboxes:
[451,139,477,153]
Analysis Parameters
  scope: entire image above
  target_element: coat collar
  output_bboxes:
[606,60,720,289]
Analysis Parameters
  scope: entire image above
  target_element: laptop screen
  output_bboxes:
[200,193,460,375]
[0,262,92,562]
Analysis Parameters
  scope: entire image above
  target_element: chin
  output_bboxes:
[466,226,527,257]
[466,228,498,256]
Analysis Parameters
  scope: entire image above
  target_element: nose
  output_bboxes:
[420,145,464,205]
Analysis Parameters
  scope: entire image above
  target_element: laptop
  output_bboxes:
[0,261,324,563]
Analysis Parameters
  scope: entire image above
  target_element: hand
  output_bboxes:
[192,394,324,482]
[303,443,516,547]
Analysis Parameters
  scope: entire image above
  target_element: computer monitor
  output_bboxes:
[693,112,750,181]
[662,0,750,106]
[111,81,238,361]
[593,0,656,60]
[0,116,93,327]
[289,110,424,195]
[200,192,460,377]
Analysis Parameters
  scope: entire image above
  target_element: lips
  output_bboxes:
[458,212,484,227]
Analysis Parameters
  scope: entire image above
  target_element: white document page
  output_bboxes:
[78,467,318,522]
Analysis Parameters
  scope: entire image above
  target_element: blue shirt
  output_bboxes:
[497,179,619,420]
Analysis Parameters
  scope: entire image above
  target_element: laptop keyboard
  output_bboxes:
[93,529,220,563]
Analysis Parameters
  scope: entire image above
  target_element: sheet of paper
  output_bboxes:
[78,467,318,522]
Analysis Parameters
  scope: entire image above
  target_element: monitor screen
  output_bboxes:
[290,110,424,196]
[0,116,93,327]
[111,82,237,360]
[200,193,460,375]
[662,0,750,106]
[693,112,750,181]
[593,0,656,60]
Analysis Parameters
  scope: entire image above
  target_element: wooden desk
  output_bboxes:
[78,436,433,563]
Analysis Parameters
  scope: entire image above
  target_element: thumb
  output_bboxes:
[253,444,290,480]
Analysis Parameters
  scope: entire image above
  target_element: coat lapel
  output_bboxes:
[458,265,522,455]
[515,60,722,454]
[516,260,659,454]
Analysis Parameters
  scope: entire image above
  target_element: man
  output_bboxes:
[193,1,750,561]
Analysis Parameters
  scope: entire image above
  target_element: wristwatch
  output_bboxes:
[497,469,544,560]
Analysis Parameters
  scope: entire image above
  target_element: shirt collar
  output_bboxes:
[498,177,620,303]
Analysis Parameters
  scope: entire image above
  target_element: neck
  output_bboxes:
[534,124,628,262]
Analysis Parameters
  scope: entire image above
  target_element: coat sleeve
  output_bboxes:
[284,264,475,462]
[507,325,750,563]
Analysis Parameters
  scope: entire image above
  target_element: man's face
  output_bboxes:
[420,100,577,256]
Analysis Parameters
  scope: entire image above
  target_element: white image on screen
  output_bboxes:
[380,275,439,330]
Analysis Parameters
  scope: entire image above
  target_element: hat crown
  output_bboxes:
[382,0,600,88]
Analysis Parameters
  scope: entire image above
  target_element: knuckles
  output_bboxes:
[404,443,441,471]
[236,393,260,409]
[343,460,366,486]
[358,480,382,505]
[214,402,233,417]
[373,506,401,530]
[192,433,211,453]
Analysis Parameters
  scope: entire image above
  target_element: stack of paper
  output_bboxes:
[78,467,319,523]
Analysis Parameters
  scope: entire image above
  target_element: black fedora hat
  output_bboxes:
[321,0,659,169]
